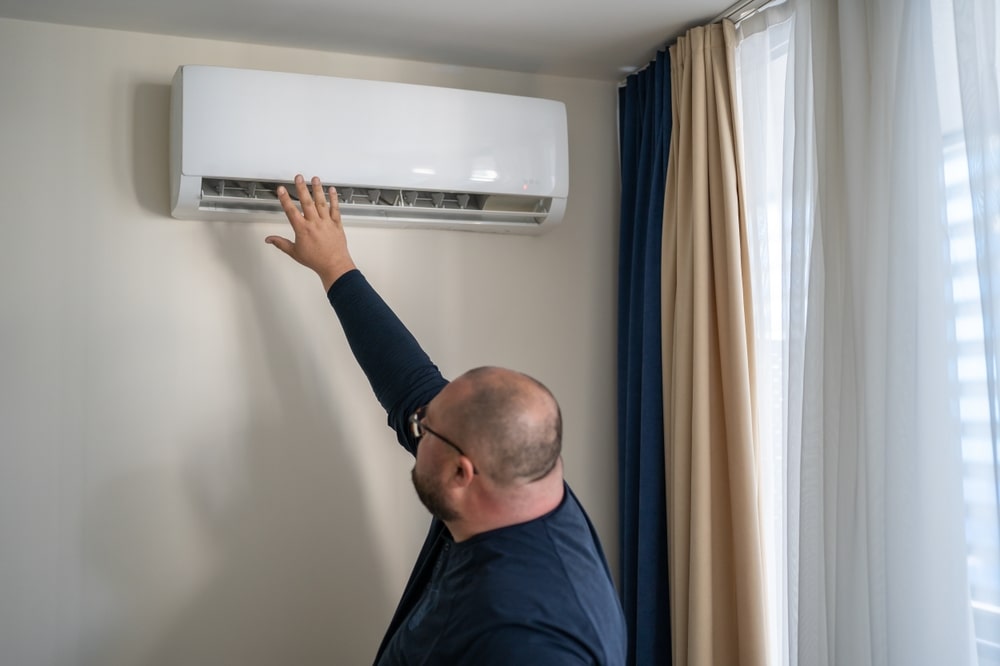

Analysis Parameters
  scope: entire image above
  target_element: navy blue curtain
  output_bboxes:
[617,50,671,666]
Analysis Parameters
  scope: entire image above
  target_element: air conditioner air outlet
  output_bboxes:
[198,178,552,224]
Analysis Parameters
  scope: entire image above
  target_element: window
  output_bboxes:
[945,128,1000,666]
[736,2,1000,663]
[935,2,1000,659]
[735,14,794,665]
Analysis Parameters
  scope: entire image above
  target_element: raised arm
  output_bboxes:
[266,175,447,453]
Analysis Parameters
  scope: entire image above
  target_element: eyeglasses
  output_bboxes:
[408,405,478,474]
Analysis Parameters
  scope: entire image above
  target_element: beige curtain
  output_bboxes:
[662,21,768,666]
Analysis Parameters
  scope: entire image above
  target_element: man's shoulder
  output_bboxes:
[450,498,623,625]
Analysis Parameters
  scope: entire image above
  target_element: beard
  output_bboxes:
[411,466,460,522]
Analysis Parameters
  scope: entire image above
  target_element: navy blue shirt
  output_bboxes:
[328,270,627,666]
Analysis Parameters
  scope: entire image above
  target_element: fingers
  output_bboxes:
[271,175,336,259]
[264,235,295,256]
[311,177,328,210]
[294,174,318,219]
[276,183,305,231]
[267,177,354,287]
[328,186,341,224]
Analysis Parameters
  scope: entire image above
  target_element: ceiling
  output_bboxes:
[0,0,735,81]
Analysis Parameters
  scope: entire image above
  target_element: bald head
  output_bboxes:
[448,367,562,486]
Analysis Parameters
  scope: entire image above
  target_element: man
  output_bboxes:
[266,175,627,665]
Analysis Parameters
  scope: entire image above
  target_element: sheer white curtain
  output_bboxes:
[735,1,1000,665]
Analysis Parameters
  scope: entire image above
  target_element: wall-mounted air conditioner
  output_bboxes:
[169,65,569,234]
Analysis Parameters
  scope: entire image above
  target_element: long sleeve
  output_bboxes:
[326,269,449,454]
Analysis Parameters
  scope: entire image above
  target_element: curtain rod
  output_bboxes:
[713,0,780,25]
[618,0,779,84]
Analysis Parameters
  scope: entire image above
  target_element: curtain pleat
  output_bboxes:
[617,49,672,666]
[662,22,769,666]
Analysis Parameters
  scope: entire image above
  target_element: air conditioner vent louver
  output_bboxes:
[199,179,552,226]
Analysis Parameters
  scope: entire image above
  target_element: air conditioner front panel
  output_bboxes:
[176,66,568,199]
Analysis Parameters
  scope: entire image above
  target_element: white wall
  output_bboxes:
[0,18,621,666]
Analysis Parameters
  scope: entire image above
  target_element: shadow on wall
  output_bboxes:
[132,83,172,219]
[80,81,392,665]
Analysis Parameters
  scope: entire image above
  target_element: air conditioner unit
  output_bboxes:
[170,65,568,234]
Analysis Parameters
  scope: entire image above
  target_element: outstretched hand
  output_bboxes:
[265,174,357,291]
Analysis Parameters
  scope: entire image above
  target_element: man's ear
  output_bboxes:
[451,457,477,488]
